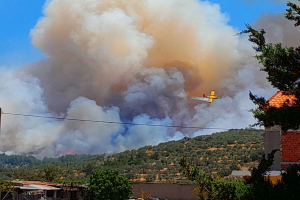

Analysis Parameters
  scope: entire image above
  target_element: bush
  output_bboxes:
[180,150,300,200]
[88,170,132,200]
[180,157,250,200]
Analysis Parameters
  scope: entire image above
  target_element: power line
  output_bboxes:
[1,112,236,130]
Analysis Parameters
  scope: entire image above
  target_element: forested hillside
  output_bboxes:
[0,129,264,183]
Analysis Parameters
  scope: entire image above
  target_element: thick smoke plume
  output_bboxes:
[0,0,290,156]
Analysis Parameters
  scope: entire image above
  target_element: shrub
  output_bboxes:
[88,170,132,200]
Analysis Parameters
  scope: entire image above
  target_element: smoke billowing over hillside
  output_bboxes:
[1,0,293,156]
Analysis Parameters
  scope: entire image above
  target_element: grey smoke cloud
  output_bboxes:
[252,12,300,46]
[0,0,289,156]
[124,68,189,120]
[243,0,298,4]
[276,0,298,3]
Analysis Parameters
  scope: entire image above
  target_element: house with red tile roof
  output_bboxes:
[268,91,296,108]
[264,91,299,170]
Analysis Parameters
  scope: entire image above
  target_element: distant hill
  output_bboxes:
[0,129,264,183]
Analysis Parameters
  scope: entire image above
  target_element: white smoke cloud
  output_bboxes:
[0,0,291,156]
[0,68,62,155]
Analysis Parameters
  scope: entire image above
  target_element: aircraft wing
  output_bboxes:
[192,97,209,102]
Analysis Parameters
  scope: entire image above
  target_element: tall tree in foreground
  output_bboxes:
[241,1,300,131]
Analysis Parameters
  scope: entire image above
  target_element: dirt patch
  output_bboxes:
[207,147,224,151]
[146,150,154,154]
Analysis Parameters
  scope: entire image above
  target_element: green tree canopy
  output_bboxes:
[88,170,132,200]
[241,1,300,131]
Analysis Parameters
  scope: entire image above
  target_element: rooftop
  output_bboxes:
[231,170,251,176]
[231,170,284,176]
[19,184,61,191]
[13,181,62,187]
[268,91,296,108]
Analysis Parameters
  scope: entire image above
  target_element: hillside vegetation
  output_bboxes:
[0,129,264,183]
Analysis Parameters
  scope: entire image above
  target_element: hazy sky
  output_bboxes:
[0,0,294,155]
[0,0,289,66]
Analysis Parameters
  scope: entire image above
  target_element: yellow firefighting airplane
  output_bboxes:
[192,90,218,103]
[203,90,218,103]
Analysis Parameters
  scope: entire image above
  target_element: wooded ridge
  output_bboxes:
[0,129,264,183]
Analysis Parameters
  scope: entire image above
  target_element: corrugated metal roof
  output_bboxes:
[264,171,284,176]
[20,184,61,191]
[231,170,284,177]
[231,170,251,176]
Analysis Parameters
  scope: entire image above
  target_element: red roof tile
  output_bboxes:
[268,91,296,108]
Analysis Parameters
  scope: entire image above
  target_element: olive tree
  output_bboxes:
[88,170,132,200]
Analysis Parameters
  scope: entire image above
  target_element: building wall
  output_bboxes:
[281,131,300,170]
[132,183,198,200]
[265,126,300,170]
[265,127,281,170]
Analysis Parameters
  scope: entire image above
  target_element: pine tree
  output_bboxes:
[241,1,300,131]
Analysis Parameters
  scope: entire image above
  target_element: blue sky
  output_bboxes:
[0,0,289,66]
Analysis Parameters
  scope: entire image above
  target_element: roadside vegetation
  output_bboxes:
[180,150,300,200]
